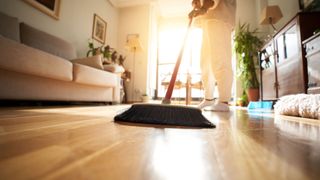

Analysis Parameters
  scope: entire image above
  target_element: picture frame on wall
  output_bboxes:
[299,0,313,10]
[299,0,320,11]
[92,14,107,44]
[23,0,61,20]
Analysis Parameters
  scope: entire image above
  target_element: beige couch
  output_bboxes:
[0,12,120,103]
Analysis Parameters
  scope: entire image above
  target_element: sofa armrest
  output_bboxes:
[112,76,121,103]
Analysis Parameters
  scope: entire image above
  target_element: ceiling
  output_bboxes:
[108,0,192,17]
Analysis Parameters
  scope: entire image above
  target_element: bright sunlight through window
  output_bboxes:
[158,26,203,101]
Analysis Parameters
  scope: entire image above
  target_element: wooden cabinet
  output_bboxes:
[303,32,320,94]
[260,12,320,100]
[260,41,277,100]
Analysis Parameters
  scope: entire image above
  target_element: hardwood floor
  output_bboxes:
[0,105,319,180]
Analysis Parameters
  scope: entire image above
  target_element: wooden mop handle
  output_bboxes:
[162,17,193,104]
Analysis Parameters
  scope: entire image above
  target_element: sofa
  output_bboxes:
[0,12,121,103]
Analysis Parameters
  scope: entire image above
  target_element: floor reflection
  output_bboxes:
[275,115,320,141]
[151,131,208,180]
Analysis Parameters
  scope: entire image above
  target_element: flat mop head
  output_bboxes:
[114,104,215,128]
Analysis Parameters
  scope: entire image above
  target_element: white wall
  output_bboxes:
[0,0,119,57]
[237,0,300,36]
[256,0,269,35]
[118,4,151,102]
[255,0,300,35]
[236,0,258,28]
[268,0,300,30]
[147,3,159,99]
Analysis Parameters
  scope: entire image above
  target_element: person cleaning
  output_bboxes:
[189,0,237,111]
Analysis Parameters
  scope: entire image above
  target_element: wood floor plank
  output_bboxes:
[0,122,151,179]
[0,146,74,180]
[207,129,311,180]
[0,105,319,180]
[44,128,223,180]
[0,105,123,137]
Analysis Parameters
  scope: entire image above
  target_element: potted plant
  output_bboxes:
[234,23,262,103]
[236,90,248,107]
[86,39,102,57]
[86,39,127,66]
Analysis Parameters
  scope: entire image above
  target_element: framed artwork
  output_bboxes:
[92,14,107,44]
[299,0,320,11]
[23,0,61,20]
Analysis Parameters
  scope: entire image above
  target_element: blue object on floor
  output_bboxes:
[247,101,273,110]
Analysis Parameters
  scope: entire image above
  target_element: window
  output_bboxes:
[157,26,203,100]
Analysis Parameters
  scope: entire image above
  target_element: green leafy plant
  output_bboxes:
[237,90,248,106]
[86,40,99,57]
[234,23,262,90]
[86,41,113,58]
[102,45,113,60]
[86,39,125,65]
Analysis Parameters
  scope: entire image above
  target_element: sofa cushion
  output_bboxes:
[0,36,73,82]
[73,63,118,87]
[72,54,104,70]
[0,12,20,42]
[20,23,77,60]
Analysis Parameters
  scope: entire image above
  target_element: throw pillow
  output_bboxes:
[103,64,125,73]
[20,23,77,60]
[0,12,20,42]
[72,54,104,70]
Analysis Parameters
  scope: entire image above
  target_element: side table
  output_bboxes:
[121,70,131,103]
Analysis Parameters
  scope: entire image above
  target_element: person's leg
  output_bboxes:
[198,21,216,109]
[198,59,216,109]
[207,20,233,111]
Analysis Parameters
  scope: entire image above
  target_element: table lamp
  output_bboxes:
[260,5,283,32]
[125,34,143,102]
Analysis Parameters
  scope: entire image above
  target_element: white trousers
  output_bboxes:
[200,20,233,102]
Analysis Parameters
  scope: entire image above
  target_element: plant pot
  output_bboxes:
[247,88,259,102]
[237,99,247,107]
[141,96,149,102]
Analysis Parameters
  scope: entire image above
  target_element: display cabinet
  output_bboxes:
[303,32,320,94]
[260,41,277,100]
[260,12,320,100]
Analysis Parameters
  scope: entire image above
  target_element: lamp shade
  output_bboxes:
[260,5,283,25]
[125,35,143,52]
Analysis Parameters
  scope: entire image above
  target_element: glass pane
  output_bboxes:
[157,27,203,99]
[276,25,298,63]
[261,43,274,69]
[276,34,285,62]
[285,25,298,60]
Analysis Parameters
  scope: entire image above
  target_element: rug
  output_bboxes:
[274,94,320,119]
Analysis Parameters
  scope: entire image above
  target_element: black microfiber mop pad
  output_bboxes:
[114,104,215,128]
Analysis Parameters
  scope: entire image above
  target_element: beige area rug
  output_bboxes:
[274,94,320,120]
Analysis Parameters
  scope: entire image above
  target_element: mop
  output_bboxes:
[114,15,215,128]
